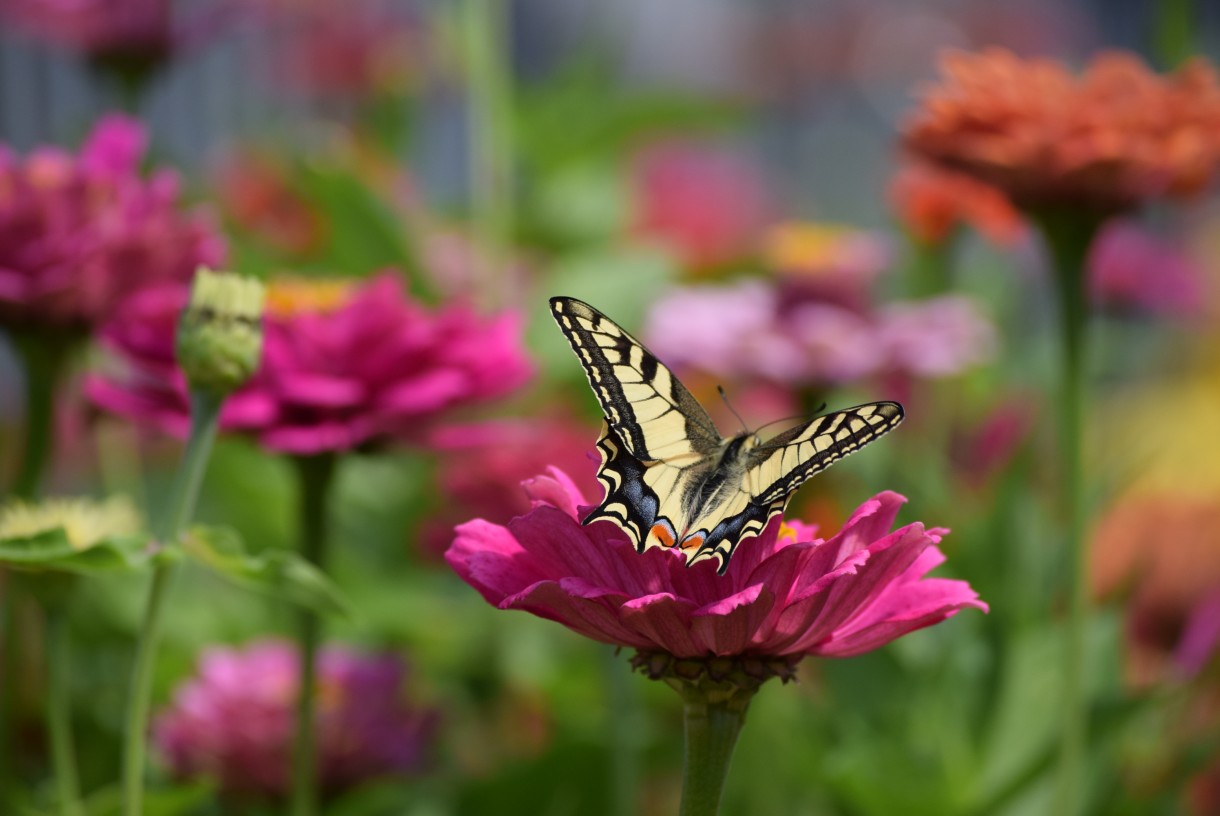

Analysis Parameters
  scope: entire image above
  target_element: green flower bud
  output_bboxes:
[176,268,266,394]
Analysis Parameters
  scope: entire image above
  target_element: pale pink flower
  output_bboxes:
[446,467,986,660]
[645,281,995,389]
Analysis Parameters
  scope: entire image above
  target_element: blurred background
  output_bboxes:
[2,1,1220,814]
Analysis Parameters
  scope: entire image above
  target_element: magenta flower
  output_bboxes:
[0,115,224,333]
[447,467,986,662]
[87,273,533,453]
[154,640,438,800]
[644,281,995,389]
[1088,220,1206,317]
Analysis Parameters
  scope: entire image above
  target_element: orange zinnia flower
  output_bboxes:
[902,48,1220,212]
[888,160,1025,247]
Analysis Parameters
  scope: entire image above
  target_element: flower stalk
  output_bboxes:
[122,269,264,816]
[10,334,76,500]
[679,693,750,816]
[462,0,514,308]
[290,452,337,816]
[1034,209,1103,816]
[121,389,221,816]
[45,603,83,816]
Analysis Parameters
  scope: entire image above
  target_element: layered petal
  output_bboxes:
[446,467,986,662]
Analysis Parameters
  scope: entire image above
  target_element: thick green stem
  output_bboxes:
[290,453,337,816]
[10,334,75,500]
[122,391,223,816]
[45,606,83,816]
[463,0,514,308]
[1036,211,1102,816]
[1155,0,1194,68]
[679,694,750,816]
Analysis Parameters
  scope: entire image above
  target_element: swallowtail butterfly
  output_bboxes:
[550,296,904,574]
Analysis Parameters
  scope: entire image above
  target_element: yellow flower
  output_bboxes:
[0,495,142,551]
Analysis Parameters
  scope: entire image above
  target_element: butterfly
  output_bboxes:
[550,296,905,574]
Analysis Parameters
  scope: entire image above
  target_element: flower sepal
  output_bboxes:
[631,650,800,704]
[181,525,351,617]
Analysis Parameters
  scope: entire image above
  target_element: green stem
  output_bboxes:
[122,390,223,816]
[45,605,83,816]
[905,232,957,297]
[290,453,337,816]
[10,334,75,500]
[1035,210,1103,816]
[0,582,13,809]
[1154,0,1194,68]
[463,0,514,309]
[678,694,750,816]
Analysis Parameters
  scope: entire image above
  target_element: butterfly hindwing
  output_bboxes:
[551,296,905,574]
[549,297,720,462]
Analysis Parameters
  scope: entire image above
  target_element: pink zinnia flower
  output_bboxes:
[0,115,224,333]
[630,141,773,271]
[1088,220,1206,317]
[87,273,533,454]
[447,467,985,662]
[154,640,438,800]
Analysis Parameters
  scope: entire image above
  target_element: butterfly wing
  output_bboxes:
[549,296,722,463]
[745,401,905,506]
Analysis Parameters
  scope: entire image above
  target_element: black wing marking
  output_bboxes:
[550,296,721,462]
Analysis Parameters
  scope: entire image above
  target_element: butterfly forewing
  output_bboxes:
[550,297,721,462]
[747,402,905,506]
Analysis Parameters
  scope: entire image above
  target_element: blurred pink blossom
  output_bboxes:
[0,115,224,333]
[446,467,985,660]
[645,281,995,389]
[630,141,773,271]
[261,1,419,98]
[87,273,533,454]
[0,0,228,69]
[764,222,893,312]
[154,640,438,800]
[1088,220,1206,317]
[418,414,601,559]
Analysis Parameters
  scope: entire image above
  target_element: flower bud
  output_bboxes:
[176,268,266,394]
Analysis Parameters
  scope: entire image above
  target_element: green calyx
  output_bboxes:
[630,651,800,704]
[175,268,266,395]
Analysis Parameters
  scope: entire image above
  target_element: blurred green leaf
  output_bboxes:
[0,529,151,575]
[182,525,352,618]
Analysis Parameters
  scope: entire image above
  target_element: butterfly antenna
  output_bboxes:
[718,385,751,435]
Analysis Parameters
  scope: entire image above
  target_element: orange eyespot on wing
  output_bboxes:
[649,520,677,548]
[679,532,706,552]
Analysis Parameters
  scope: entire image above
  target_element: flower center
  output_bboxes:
[264,277,356,319]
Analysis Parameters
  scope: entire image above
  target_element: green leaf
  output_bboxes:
[0,528,151,575]
[182,525,352,618]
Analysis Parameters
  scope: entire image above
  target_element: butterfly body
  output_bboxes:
[551,296,903,574]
